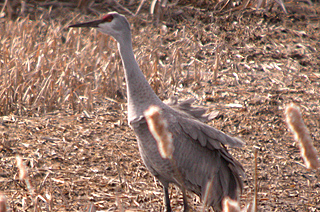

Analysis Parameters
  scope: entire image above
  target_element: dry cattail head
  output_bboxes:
[161,24,168,34]
[285,103,320,169]
[16,156,27,180]
[244,201,256,212]
[222,197,241,212]
[144,105,174,159]
[0,192,7,212]
[201,179,214,212]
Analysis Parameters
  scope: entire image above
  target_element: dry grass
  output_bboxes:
[0,10,125,116]
[1,2,320,212]
[0,7,213,116]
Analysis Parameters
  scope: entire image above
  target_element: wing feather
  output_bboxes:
[165,97,218,123]
[176,115,244,149]
[164,97,244,149]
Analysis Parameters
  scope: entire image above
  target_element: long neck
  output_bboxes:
[117,35,163,123]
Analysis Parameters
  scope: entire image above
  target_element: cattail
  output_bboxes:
[285,103,320,169]
[222,197,241,212]
[16,156,35,196]
[201,180,214,212]
[0,192,7,212]
[244,201,255,212]
[16,156,27,180]
[144,105,174,159]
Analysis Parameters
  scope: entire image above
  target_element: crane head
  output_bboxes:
[69,12,130,41]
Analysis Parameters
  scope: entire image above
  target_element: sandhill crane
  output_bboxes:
[69,12,245,212]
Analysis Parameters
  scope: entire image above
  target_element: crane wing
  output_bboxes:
[164,97,244,149]
[131,99,245,150]
[167,111,244,150]
[166,112,245,207]
[165,97,219,123]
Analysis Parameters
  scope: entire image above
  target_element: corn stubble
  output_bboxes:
[0,11,217,116]
[1,3,320,212]
[0,15,125,115]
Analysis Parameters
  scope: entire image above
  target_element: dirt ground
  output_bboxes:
[0,1,320,211]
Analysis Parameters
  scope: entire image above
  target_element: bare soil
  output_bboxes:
[0,2,320,211]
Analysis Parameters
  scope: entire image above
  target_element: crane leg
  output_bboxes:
[182,188,189,212]
[163,186,171,212]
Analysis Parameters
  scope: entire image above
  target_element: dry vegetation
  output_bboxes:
[1,0,320,211]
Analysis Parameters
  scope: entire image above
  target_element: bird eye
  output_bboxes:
[102,14,113,23]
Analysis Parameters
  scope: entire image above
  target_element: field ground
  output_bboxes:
[0,1,320,211]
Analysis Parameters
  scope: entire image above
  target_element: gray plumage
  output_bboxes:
[69,12,245,212]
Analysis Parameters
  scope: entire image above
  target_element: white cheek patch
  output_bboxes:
[97,23,110,34]
[99,22,110,28]
[98,22,115,34]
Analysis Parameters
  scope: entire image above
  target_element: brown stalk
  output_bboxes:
[253,147,258,212]
[32,74,52,108]
[172,48,182,87]
[212,52,220,83]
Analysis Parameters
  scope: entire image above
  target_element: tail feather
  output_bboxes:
[203,155,243,212]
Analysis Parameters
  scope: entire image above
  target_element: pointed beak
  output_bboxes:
[69,19,102,28]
